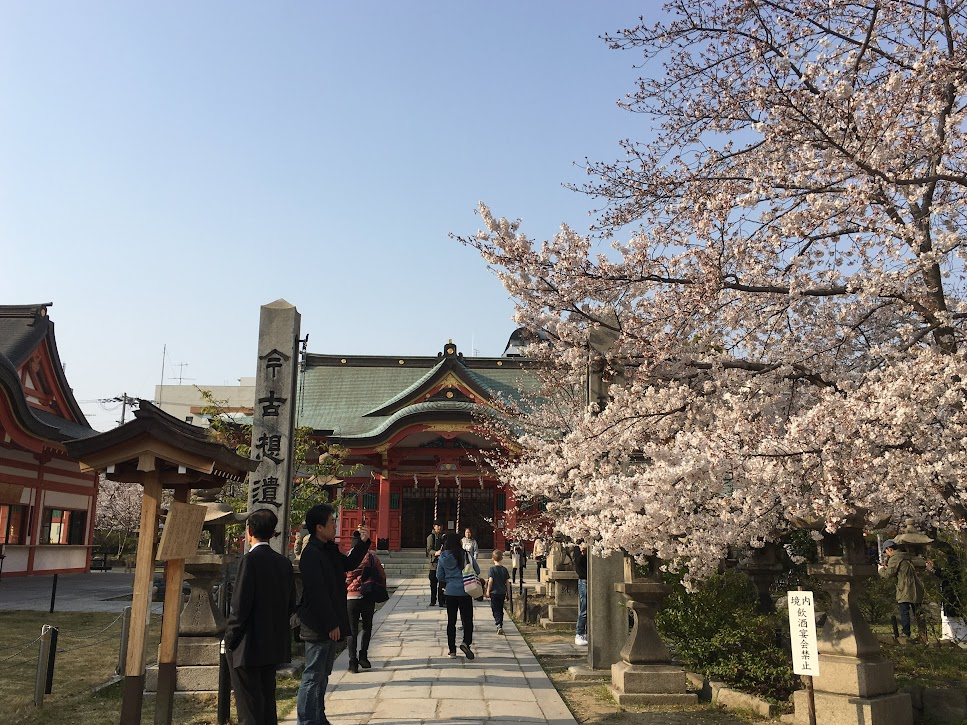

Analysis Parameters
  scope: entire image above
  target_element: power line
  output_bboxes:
[99,394,139,425]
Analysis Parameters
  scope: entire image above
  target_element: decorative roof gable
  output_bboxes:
[363,341,495,417]
[0,303,97,448]
[298,340,536,446]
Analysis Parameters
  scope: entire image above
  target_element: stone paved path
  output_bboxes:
[283,576,578,724]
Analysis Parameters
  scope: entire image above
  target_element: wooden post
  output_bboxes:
[805,675,817,725]
[376,471,391,549]
[120,466,161,725]
[155,486,190,725]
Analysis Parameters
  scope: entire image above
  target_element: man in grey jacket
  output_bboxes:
[879,539,926,640]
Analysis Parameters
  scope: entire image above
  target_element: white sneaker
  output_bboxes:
[575,634,588,646]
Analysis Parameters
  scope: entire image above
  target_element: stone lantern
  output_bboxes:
[736,542,784,613]
[610,554,696,705]
[165,500,250,695]
[788,513,913,725]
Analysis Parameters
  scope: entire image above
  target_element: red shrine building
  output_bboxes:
[0,304,100,576]
[299,338,537,550]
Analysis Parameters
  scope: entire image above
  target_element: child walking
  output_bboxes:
[486,549,511,634]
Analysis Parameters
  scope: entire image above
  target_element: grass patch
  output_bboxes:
[884,641,967,689]
[509,609,764,724]
[1,609,162,724]
[0,610,298,724]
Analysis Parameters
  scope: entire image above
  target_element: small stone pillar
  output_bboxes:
[588,553,625,665]
[610,555,696,705]
[542,539,578,626]
[791,523,912,725]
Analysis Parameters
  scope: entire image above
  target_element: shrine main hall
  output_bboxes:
[298,335,537,551]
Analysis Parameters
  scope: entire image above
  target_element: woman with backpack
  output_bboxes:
[436,531,480,659]
[345,530,388,673]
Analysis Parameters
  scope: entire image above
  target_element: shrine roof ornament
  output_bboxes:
[362,342,496,417]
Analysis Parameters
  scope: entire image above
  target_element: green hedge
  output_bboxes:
[656,568,799,702]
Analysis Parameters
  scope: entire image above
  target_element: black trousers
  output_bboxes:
[347,597,375,660]
[429,570,447,606]
[229,662,278,725]
[446,595,474,653]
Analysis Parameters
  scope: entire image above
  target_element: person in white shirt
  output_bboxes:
[461,527,479,560]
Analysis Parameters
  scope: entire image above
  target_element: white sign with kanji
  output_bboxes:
[788,590,820,676]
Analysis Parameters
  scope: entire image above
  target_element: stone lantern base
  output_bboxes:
[792,689,912,725]
[791,653,912,725]
[145,552,228,697]
[145,640,221,694]
[813,653,900,696]
[609,661,698,705]
[543,569,579,626]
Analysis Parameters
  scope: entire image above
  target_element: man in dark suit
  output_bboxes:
[225,508,296,725]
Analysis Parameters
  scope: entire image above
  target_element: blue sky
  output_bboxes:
[0,2,657,430]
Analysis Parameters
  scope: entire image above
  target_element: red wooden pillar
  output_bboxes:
[376,472,391,550]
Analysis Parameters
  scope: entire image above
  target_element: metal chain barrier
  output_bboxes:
[56,611,125,641]
[0,633,44,666]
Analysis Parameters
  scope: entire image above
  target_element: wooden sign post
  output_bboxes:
[788,590,819,725]
[120,462,162,724]
[154,494,207,725]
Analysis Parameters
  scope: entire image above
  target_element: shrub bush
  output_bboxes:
[858,570,898,625]
[657,569,799,702]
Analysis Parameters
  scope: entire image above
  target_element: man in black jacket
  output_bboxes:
[426,520,445,607]
[296,503,370,725]
[225,509,296,725]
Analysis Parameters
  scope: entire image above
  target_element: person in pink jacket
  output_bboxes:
[345,531,388,673]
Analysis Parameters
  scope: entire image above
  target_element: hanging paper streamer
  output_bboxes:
[413,474,418,490]
[479,475,484,489]
[455,476,462,533]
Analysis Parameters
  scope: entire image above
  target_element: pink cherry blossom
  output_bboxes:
[457,0,967,581]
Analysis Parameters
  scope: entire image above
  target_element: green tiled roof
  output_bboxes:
[296,353,536,439]
[361,357,449,417]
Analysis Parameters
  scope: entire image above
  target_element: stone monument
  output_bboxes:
[569,549,626,680]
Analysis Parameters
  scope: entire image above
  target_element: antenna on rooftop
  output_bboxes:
[169,362,194,385]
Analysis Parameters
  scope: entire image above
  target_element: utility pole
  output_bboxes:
[99,394,140,427]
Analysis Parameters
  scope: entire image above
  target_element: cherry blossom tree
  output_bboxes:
[95,476,143,557]
[460,0,967,578]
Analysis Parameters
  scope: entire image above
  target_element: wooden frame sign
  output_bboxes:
[0,481,25,504]
[156,501,207,561]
